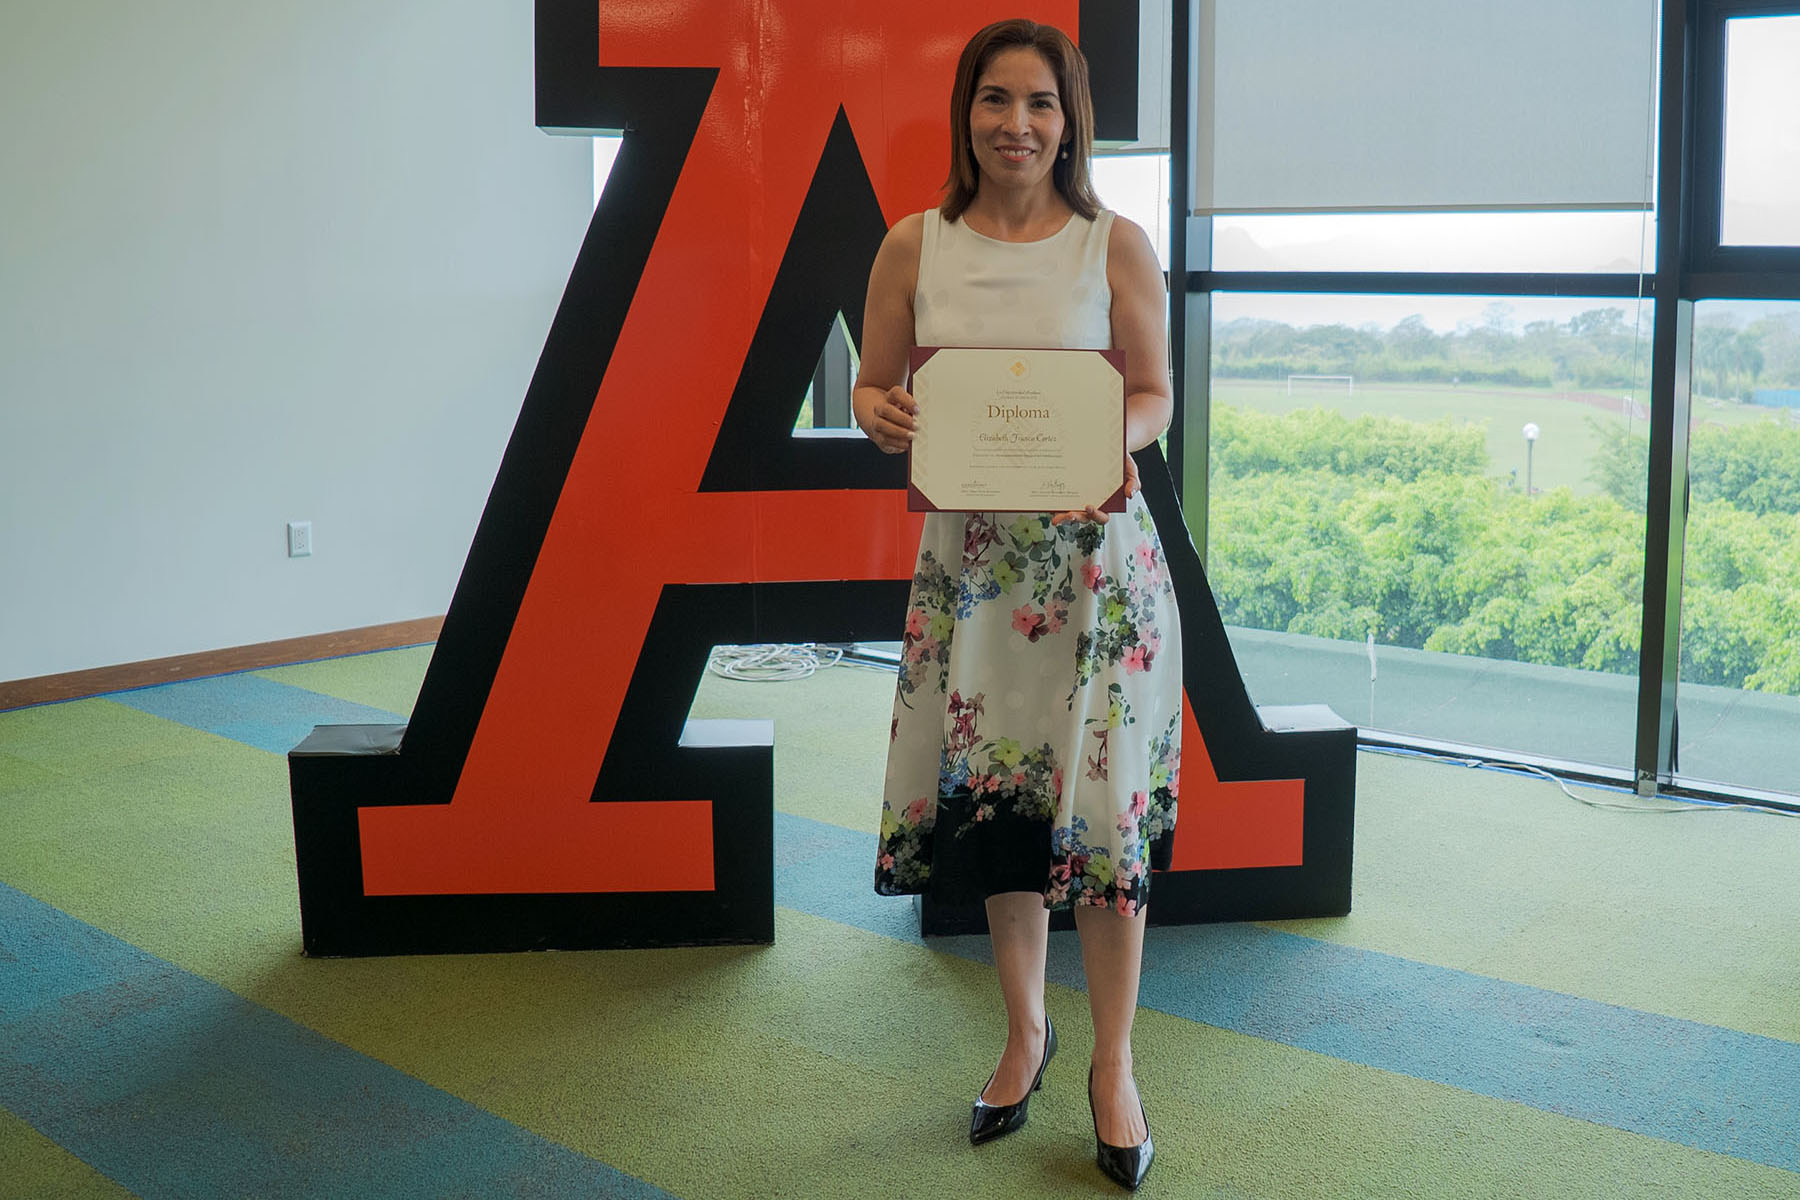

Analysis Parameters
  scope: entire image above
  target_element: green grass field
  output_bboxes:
[1213,378,1786,495]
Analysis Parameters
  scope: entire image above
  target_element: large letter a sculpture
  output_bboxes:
[287,0,1356,955]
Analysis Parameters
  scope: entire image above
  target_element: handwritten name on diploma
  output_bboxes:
[978,431,1059,444]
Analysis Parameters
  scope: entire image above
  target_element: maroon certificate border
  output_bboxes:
[906,346,1127,514]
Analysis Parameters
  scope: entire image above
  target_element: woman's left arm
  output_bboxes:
[1051,216,1172,526]
[1107,215,1173,453]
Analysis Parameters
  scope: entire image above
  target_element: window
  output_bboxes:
[1206,293,1652,766]
[1676,299,1800,791]
[1094,153,1171,271]
[1718,15,1800,246]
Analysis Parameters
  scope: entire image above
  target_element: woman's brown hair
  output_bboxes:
[940,19,1101,223]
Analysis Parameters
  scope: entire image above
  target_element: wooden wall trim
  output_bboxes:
[0,617,444,712]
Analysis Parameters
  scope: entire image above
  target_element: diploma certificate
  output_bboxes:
[907,347,1126,513]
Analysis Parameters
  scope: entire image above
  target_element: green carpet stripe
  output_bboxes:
[0,1104,137,1200]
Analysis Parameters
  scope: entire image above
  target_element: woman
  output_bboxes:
[854,18,1180,1192]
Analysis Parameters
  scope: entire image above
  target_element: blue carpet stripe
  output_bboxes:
[0,881,674,1200]
[774,811,1800,1174]
[107,672,407,755]
[67,670,1800,1176]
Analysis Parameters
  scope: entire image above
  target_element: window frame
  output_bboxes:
[1687,0,1800,290]
[1168,0,1800,811]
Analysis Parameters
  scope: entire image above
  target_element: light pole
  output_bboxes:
[1523,422,1540,496]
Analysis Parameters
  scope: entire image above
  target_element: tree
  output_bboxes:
[1730,330,1765,399]
[1569,307,1629,339]
[1210,404,1800,695]
[1588,419,1649,511]
[1748,312,1800,388]
[1690,319,1772,400]
[1210,406,1486,484]
[1695,319,1740,399]
[1387,314,1441,359]
[1690,421,1800,515]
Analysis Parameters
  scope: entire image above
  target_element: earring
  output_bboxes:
[1060,147,1069,160]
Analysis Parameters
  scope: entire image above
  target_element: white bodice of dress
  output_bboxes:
[913,209,1114,351]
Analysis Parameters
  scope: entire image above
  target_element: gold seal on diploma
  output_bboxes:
[906,347,1126,513]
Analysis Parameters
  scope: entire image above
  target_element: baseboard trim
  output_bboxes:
[0,617,444,712]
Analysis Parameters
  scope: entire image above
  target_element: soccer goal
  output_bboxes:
[1286,373,1354,397]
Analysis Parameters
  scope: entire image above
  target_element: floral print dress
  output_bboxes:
[873,210,1183,915]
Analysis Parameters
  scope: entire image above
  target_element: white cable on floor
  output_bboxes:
[703,648,1796,817]
[1361,744,1800,818]
[706,643,843,682]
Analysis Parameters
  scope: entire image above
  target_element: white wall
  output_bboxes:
[0,1,592,680]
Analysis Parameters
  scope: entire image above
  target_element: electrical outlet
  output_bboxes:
[287,520,313,558]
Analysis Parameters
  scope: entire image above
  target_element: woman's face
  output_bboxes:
[967,47,1067,196]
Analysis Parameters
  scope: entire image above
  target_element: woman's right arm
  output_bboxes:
[853,213,924,454]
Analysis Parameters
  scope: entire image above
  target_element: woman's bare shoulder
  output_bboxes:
[1105,213,1157,265]
[884,211,927,256]
[870,211,928,291]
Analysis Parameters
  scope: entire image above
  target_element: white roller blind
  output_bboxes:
[1195,0,1659,214]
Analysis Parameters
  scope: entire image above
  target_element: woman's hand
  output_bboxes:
[1050,452,1139,526]
[852,215,925,456]
[862,384,918,454]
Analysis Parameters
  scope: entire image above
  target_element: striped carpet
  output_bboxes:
[2,646,1797,1199]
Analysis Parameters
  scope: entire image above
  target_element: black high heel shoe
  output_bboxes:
[1088,1067,1154,1190]
[968,1017,1057,1145]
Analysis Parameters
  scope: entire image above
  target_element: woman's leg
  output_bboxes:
[1073,903,1150,1146]
[981,890,1052,1103]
